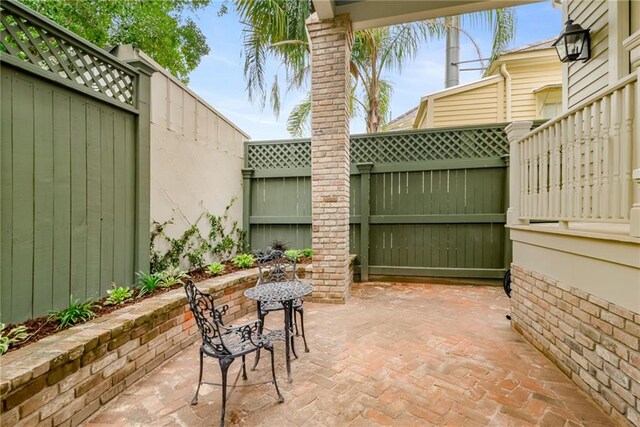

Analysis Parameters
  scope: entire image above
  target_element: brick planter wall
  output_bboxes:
[0,266,311,427]
[510,264,640,426]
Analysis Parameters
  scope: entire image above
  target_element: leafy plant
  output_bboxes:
[207,262,225,276]
[105,283,134,306]
[269,239,288,251]
[48,296,98,329]
[160,267,190,287]
[0,323,29,354]
[301,248,313,258]
[232,253,255,269]
[21,0,212,83]
[150,199,246,274]
[284,249,302,261]
[136,271,165,297]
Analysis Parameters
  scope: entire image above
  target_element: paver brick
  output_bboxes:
[83,283,613,427]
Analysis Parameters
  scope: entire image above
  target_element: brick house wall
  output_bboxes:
[510,264,640,426]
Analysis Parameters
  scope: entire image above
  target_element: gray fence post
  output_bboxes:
[242,168,254,251]
[357,163,373,281]
[502,154,512,274]
[112,46,157,277]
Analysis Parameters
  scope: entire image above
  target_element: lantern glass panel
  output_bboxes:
[566,32,582,57]
[555,39,567,61]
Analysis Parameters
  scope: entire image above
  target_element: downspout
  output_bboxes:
[500,64,512,121]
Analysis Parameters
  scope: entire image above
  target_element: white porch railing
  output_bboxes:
[505,73,640,237]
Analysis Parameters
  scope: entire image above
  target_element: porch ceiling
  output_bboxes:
[313,0,543,30]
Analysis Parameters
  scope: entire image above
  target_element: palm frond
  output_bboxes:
[460,8,515,62]
[287,95,312,137]
[270,74,281,117]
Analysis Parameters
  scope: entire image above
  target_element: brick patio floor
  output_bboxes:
[83,283,615,426]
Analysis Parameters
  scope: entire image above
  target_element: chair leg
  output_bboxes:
[252,311,265,370]
[298,307,310,353]
[191,348,204,405]
[219,357,233,427]
[294,310,300,336]
[289,309,298,359]
[267,346,284,403]
[241,355,248,380]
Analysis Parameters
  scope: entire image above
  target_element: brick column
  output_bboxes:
[306,13,353,303]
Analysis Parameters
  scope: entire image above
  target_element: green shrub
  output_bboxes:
[207,262,225,276]
[105,284,134,306]
[232,253,255,268]
[301,248,313,258]
[136,271,164,297]
[0,323,29,354]
[284,249,302,261]
[160,267,190,287]
[48,296,98,329]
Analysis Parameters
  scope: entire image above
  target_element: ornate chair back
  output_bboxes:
[184,280,231,355]
[256,250,297,285]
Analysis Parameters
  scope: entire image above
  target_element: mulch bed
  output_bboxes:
[3,258,311,354]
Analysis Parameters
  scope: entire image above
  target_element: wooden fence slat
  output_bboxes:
[52,92,72,311]
[86,104,102,298]
[33,84,55,316]
[70,99,88,300]
[113,113,127,284]
[11,76,35,321]
[100,110,115,294]
[1,72,14,321]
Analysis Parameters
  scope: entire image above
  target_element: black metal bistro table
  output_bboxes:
[244,280,313,382]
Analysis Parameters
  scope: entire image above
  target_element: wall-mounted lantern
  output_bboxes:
[552,18,590,63]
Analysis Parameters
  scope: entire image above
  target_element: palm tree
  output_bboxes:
[231,1,515,136]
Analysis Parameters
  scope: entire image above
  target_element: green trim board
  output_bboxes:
[362,266,506,279]
[251,158,507,178]
[250,214,505,225]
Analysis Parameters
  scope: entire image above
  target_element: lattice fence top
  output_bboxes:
[0,1,136,107]
[246,125,509,169]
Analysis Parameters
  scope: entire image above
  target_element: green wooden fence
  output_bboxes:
[244,123,518,280]
[0,0,152,323]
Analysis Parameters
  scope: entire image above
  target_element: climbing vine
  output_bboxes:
[150,199,246,274]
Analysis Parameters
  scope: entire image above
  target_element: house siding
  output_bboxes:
[509,61,562,120]
[431,82,501,127]
[567,0,609,108]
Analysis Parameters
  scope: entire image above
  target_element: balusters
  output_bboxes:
[574,109,584,219]
[567,114,576,219]
[561,117,569,219]
[541,128,550,218]
[513,75,637,227]
[601,95,611,219]
[583,104,591,217]
[532,132,540,217]
[520,139,527,217]
[611,90,622,219]
[621,83,634,219]
[552,122,562,218]
[592,100,601,218]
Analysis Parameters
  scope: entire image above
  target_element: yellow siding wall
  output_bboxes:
[431,82,500,127]
[567,0,609,108]
[509,61,562,120]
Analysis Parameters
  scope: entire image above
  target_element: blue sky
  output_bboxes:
[187,1,563,140]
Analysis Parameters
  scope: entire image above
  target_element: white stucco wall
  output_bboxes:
[143,52,249,262]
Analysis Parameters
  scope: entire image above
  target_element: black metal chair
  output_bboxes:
[251,250,309,369]
[184,281,283,427]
